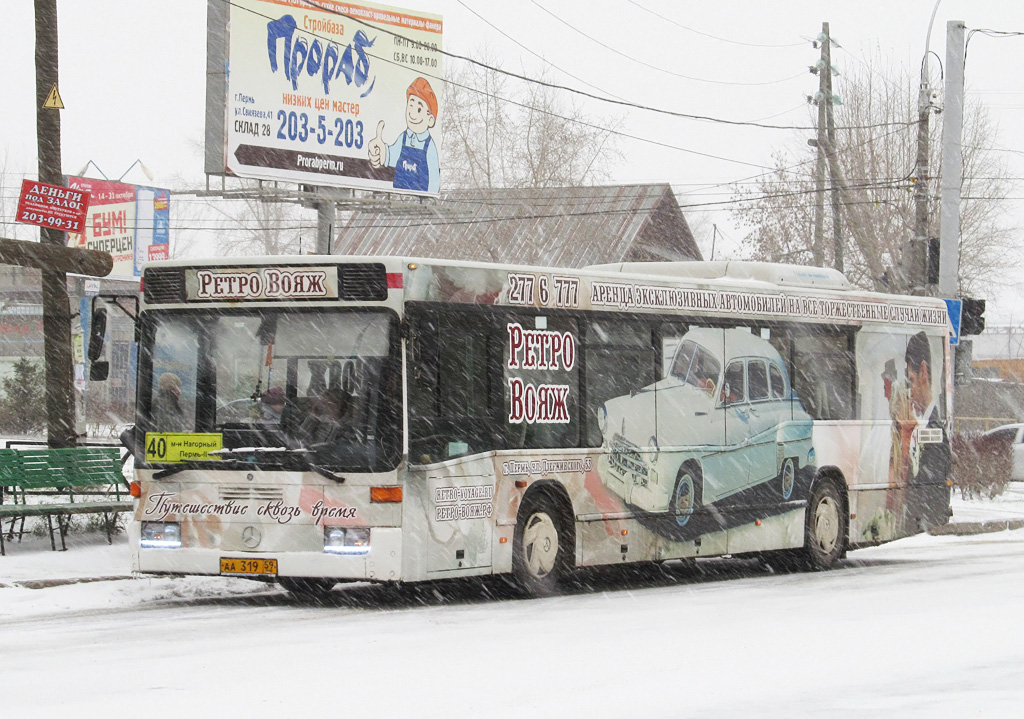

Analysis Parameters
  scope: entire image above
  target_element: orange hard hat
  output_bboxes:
[407,77,438,118]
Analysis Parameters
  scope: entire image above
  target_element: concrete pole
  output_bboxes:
[811,24,827,268]
[939,20,965,298]
[821,24,843,273]
[908,0,943,295]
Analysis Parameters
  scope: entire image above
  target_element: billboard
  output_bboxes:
[65,177,171,278]
[206,0,443,196]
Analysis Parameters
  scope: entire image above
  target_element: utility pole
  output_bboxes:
[810,23,842,272]
[811,25,827,268]
[35,0,77,448]
[907,2,943,295]
[939,20,965,298]
[821,24,843,273]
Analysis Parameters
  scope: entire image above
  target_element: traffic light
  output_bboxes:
[961,298,986,336]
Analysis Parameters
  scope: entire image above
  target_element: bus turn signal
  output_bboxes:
[370,486,403,503]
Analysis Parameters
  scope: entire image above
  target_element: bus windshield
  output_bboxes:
[140,308,400,471]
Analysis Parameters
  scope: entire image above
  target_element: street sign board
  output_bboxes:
[944,298,962,346]
[16,179,89,234]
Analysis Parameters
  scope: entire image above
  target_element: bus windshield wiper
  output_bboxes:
[210,447,346,483]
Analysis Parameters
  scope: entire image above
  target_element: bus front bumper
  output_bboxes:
[130,526,404,582]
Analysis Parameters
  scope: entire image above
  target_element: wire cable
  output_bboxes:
[529,0,807,86]
[624,0,806,49]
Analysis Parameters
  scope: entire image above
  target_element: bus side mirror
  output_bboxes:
[90,361,109,381]
[88,306,107,361]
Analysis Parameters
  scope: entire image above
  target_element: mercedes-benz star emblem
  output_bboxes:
[241,526,262,548]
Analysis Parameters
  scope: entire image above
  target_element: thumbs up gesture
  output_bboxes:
[367,120,386,168]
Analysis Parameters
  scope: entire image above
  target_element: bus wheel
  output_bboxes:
[671,465,702,528]
[279,577,336,597]
[802,480,846,570]
[513,493,568,596]
[779,457,796,501]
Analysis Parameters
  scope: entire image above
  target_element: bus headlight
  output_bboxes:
[324,526,371,554]
[140,521,181,548]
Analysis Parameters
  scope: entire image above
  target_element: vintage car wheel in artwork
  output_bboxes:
[802,479,846,570]
[779,457,796,501]
[671,465,703,528]
[279,577,337,597]
[513,492,569,596]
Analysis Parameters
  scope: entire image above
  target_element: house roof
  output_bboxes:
[332,183,701,267]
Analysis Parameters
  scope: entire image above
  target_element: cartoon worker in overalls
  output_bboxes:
[367,77,440,193]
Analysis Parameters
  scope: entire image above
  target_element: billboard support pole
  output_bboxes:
[316,192,335,255]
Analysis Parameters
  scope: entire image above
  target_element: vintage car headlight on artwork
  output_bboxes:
[324,526,371,554]
[648,436,660,467]
[140,521,181,549]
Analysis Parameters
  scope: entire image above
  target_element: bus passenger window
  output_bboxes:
[582,318,654,447]
[791,331,854,420]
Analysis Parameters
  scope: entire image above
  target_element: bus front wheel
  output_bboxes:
[513,493,569,596]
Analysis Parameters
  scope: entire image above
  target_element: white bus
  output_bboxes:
[120,256,952,596]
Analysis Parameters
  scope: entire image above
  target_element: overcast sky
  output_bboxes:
[4,0,1024,319]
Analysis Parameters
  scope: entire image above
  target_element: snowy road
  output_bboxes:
[2,526,1023,717]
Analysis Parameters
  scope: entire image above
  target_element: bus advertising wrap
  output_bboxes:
[214,0,443,195]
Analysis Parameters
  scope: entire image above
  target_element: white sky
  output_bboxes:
[3,0,1024,319]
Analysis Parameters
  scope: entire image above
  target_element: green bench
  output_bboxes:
[0,447,133,554]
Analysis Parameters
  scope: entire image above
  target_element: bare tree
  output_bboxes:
[167,174,315,259]
[0,151,33,242]
[732,54,1016,296]
[206,187,311,256]
[441,51,622,189]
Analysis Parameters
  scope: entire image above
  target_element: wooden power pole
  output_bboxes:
[35,0,79,448]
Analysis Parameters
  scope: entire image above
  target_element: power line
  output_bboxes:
[529,0,806,86]
[624,0,806,49]
[456,0,624,101]
[287,0,914,133]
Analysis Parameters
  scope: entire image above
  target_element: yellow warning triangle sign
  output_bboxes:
[43,83,64,109]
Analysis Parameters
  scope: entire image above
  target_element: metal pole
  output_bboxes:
[316,193,336,255]
[35,0,77,448]
[938,20,965,298]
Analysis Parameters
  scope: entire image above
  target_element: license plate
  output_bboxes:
[220,557,278,576]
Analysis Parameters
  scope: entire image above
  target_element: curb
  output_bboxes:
[928,519,1024,536]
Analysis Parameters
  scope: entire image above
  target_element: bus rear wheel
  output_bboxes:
[513,493,568,596]
[279,577,337,597]
[802,479,846,570]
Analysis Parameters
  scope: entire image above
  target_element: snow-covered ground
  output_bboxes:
[2,486,1023,717]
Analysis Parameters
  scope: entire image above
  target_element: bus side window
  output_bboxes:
[581,317,655,448]
[505,315,581,450]
[791,329,855,421]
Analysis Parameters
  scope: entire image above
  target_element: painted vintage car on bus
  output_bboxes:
[598,327,815,536]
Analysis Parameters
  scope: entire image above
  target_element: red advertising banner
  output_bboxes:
[15,179,90,233]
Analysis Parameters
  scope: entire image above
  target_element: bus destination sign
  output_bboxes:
[186,266,339,301]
